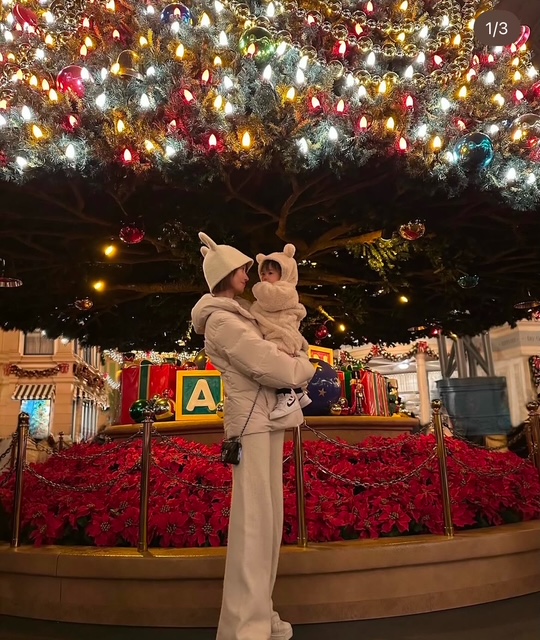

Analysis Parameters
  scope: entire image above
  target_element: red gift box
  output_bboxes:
[119,363,178,424]
[359,370,391,417]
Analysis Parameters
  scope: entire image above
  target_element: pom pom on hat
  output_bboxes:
[198,232,253,292]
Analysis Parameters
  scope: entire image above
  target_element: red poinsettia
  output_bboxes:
[0,432,538,548]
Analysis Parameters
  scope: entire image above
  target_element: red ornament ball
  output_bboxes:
[56,66,87,99]
[399,221,425,241]
[314,324,329,341]
[13,4,39,28]
[119,223,145,244]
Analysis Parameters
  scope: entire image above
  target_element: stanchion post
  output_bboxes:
[525,401,540,475]
[58,432,64,452]
[138,405,154,553]
[11,412,30,548]
[431,400,454,538]
[292,422,308,548]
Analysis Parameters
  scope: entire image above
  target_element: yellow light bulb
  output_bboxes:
[45,34,53,45]
[286,87,295,100]
[29,75,38,87]
[386,116,395,130]
[84,36,93,48]
[48,88,58,101]
[116,119,125,133]
[106,0,115,10]
[32,124,43,139]
[513,129,523,142]
[432,136,442,150]
[175,43,185,58]
[104,244,116,257]
[399,295,409,303]
[512,57,520,67]
[200,12,211,26]
[399,0,408,10]
[241,131,251,148]
[493,93,505,106]
[338,323,346,332]
[144,139,155,151]
[397,32,405,42]
[213,94,223,109]
[80,45,87,57]
[110,62,120,74]
[379,80,387,94]
[214,56,222,66]
[513,70,522,81]
[93,280,105,292]
[458,86,467,98]
[453,34,461,46]
[139,36,148,47]
[42,79,50,91]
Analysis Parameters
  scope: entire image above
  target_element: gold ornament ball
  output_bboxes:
[338,397,349,408]
[215,402,224,419]
[329,403,342,416]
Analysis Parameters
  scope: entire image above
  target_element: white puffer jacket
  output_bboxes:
[191,294,315,438]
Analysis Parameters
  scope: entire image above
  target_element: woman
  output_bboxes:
[191,232,314,640]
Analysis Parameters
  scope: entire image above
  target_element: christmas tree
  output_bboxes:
[1,0,540,350]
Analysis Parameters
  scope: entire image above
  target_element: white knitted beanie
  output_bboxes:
[199,232,253,292]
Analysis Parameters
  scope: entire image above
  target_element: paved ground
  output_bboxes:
[1,593,539,640]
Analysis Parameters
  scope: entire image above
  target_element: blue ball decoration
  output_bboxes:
[453,132,494,171]
[303,359,342,416]
[161,3,192,24]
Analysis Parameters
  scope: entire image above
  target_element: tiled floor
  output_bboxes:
[1,593,539,640]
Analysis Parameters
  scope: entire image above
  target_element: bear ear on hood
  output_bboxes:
[283,244,296,258]
[256,253,266,264]
[200,246,209,257]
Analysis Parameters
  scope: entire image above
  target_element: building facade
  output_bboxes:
[0,330,113,441]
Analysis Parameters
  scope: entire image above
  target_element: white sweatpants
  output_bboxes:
[216,429,285,640]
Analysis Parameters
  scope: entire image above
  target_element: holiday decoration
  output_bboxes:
[0,258,22,288]
[56,66,88,99]
[12,4,38,28]
[129,399,149,423]
[160,3,192,25]
[153,396,176,421]
[510,113,540,149]
[314,324,329,342]
[339,341,439,369]
[457,274,480,289]
[239,27,276,63]
[329,403,342,416]
[399,221,426,241]
[119,223,145,245]
[73,362,106,395]
[114,50,144,80]
[193,349,210,370]
[215,401,224,419]
[74,298,94,311]
[5,363,69,378]
[303,359,342,416]
[453,133,495,171]
[120,362,179,423]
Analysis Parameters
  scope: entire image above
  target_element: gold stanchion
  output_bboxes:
[11,412,29,548]
[293,422,308,548]
[9,431,17,470]
[431,400,454,538]
[58,432,65,452]
[138,406,154,553]
[525,401,540,475]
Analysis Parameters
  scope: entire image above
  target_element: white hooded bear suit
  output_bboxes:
[250,243,309,355]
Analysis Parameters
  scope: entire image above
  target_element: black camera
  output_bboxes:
[221,437,242,465]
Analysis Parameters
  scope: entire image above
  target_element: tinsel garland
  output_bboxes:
[339,340,439,367]
[4,363,70,378]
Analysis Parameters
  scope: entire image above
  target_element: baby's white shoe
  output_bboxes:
[295,391,312,408]
[270,392,298,419]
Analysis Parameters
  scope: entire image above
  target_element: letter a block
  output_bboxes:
[175,371,223,420]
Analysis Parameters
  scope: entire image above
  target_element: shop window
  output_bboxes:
[23,330,55,356]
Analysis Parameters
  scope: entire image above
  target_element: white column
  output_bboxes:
[416,352,431,425]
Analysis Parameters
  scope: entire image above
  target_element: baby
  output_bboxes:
[250,244,312,419]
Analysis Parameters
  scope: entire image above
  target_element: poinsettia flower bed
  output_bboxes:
[0,434,538,547]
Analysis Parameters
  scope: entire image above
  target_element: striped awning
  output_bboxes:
[12,384,55,401]
[73,385,93,401]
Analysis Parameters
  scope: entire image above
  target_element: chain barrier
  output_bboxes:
[303,422,423,453]
[447,449,534,478]
[154,431,222,462]
[24,461,141,493]
[151,456,231,493]
[0,468,14,488]
[304,449,438,490]
[49,430,141,461]
[0,441,13,465]
[436,424,527,453]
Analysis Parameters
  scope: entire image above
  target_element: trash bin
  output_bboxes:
[435,377,511,437]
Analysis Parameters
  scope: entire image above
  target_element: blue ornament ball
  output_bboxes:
[161,3,192,24]
[303,359,342,416]
[453,132,494,171]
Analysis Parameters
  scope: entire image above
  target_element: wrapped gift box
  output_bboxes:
[120,363,178,424]
[359,370,391,417]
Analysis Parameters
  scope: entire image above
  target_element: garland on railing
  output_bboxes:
[3,363,69,378]
[339,341,439,369]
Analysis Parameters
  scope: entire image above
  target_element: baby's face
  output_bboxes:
[260,268,280,283]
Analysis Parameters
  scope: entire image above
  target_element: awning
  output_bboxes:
[12,384,55,401]
[73,385,93,401]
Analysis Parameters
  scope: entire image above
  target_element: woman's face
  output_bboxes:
[230,265,250,295]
